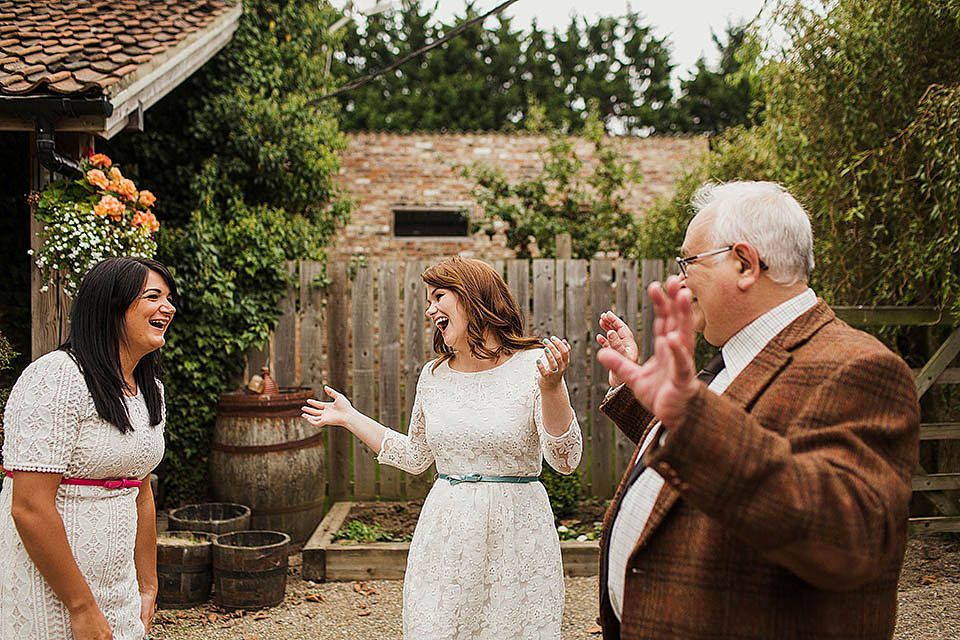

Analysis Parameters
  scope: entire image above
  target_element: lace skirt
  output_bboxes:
[401,478,564,639]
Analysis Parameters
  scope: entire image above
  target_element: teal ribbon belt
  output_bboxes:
[437,473,540,486]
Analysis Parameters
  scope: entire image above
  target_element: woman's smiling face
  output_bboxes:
[121,269,176,360]
[425,286,468,351]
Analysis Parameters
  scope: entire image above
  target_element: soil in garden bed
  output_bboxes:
[336,499,610,542]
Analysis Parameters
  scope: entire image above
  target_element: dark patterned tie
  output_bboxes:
[621,352,725,489]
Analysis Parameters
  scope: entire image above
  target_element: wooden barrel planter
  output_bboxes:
[156,531,214,608]
[168,502,251,535]
[209,389,324,543]
[213,530,290,610]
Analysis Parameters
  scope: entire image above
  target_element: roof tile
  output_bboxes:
[48,76,87,92]
[2,0,239,96]
[72,67,107,84]
[90,59,119,73]
[4,79,36,93]
[113,62,137,77]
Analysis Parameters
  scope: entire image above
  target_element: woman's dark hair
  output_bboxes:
[60,256,177,433]
[421,256,541,372]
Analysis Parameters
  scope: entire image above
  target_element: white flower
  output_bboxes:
[557,525,569,533]
[576,534,587,542]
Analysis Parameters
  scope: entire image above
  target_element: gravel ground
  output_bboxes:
[150,535,960,640]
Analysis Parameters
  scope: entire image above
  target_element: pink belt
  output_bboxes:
[3,470,141,489]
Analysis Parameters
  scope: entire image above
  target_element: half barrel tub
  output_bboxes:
[209,389,324,543]
[213,530,289,610]
[156,531,214,608]
[167,502,251,535]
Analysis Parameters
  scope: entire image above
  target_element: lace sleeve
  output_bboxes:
[535,380,583,475]
[376,389,434,475]
[2,352,86,473]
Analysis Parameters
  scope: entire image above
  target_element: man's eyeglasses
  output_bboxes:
[675,245,768,277]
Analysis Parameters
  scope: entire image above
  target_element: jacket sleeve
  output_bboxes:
[599,384,656,445]
[643,348,919,591]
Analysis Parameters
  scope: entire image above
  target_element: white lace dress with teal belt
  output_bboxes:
[377,348,582,640]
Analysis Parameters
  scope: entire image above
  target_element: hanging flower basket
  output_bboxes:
[28,153,160,296]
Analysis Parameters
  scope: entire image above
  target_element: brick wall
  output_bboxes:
[331,132,708,261]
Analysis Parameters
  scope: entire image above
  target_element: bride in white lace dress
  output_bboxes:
[302,257,582,639]
[1,257,176,640]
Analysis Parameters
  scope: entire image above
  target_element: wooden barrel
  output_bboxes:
[213,530,289,610]
[157,531,214,608]
[209,389,324,543]
[168,503,251,535]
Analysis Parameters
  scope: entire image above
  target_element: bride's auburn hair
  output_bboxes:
[422,256,542,372]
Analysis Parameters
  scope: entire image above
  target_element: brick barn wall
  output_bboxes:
[331,132,708,261]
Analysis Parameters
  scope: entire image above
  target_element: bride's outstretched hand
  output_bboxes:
[301,386,356,429]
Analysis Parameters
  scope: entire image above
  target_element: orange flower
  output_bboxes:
[132,211,159,231]
[86,169,109,189]
[108,166,123,181]
[94,194,125,220]
[116,178,138,202]
[144,210,159,232]
[138,190,156,208]
[90,153,112,168]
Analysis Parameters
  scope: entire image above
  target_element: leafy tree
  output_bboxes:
[465,114,643,259]
[674,23,765,135]
[102,0,351,503]
[333,1,676,134]
[641,0,960,339]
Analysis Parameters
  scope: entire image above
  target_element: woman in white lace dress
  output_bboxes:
[0,257,176,640]
[302,256,582,639]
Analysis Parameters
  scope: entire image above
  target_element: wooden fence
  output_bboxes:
[251,260,960,529]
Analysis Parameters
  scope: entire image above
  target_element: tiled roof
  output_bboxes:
[0,1,237,97]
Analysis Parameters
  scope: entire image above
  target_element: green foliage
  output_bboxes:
[102,0,351,504]
[333,520,411,543]
[465,116,643,259]
[541,466,583,518]
[556,521,603,541]
[643,0,960,318]
[0,330,17,456]
[334,1,676,134]
[674,23,766,135]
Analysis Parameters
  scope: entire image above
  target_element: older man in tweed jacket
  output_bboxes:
[595,181,919,640]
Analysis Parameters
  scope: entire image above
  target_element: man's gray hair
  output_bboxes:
[691,181,814,285]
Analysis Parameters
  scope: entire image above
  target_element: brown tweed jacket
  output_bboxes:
[598,301,919,640]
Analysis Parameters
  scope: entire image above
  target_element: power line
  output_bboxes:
[308,0,523,106]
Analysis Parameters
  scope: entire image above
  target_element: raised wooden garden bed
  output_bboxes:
[302,501,600,582]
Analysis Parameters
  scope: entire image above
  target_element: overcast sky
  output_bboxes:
[343,1,769,81]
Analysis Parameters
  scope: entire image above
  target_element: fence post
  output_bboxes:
[378,260,403,499]
[299,260,325,395]
[590,259,615,498]
[506,260,531,333]
[404,260,432,499]
[640,259,664,362]
[563,259,589,483]
[533,259,557,338]
[351,263,377,499]
[325,262,351,501]
[613,259,639,481]
[274,261,298,388]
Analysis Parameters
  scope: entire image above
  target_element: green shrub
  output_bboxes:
[0,331,17,457]
[332,520,410,543]
[541,466,583,518]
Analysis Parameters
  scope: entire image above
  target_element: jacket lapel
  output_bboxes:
[628,301,836,551]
